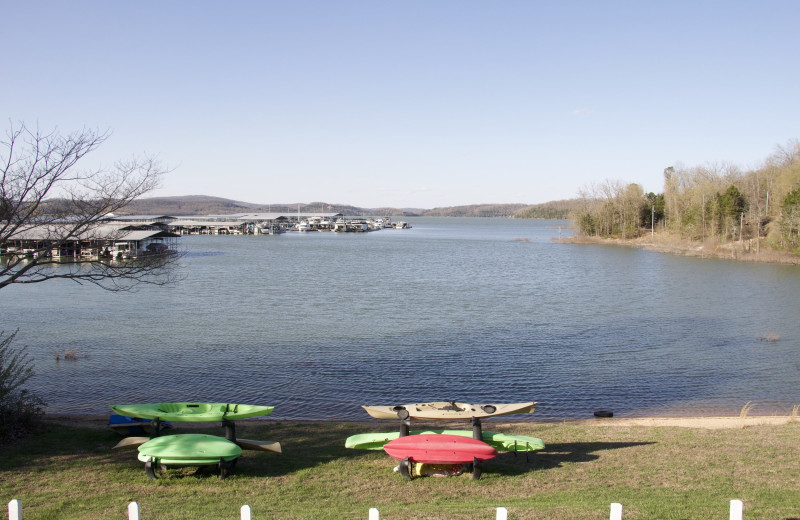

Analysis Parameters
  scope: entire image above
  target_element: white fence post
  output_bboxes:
[8,500,21,520]
[730,499,743,520]
[0,498,750,519]
[127,502,140,520]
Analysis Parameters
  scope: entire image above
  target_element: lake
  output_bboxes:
[2,217,799,421]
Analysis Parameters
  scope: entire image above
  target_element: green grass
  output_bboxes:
[1,418,799,519]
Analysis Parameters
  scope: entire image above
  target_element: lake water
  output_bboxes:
[2,217,799,421]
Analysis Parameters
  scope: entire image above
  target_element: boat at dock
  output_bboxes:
[332,219,371,232]
[371,218,392,229]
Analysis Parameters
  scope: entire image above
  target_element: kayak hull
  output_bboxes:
[137,433,242,465]
[384,434,498,464]
[110,402,274,422]
[346,430,545,452]
[362,401,536,420]
[108,414,171,436]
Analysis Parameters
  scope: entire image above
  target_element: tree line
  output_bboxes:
[571,141,800,252]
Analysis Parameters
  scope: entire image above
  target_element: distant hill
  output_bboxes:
[119,195,577,219]
[120,195,259,215]
[512,199,578,220]
[118,196,399,217]
[421,203,530,218]
[421,201,577,219]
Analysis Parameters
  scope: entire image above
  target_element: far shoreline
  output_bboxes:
[559,233,800,265]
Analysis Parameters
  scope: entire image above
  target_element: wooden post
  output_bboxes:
[610,502,623,520]
[651,204,655,237]
[127,502,140,520]
[368,507,380,519]
[241,505,252,520]
[730,499,743,520]
[496,506,508,520]
[8,499,21,520]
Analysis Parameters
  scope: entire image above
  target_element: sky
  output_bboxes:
[3,1,799,209]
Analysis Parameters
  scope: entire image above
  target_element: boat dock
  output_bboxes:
[1,212,412,261]
[126,213,411,235]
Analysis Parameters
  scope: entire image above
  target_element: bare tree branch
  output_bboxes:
[0,122,182,292]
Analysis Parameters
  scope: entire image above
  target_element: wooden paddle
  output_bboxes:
[112,436,150,450]
[236,438,282,454]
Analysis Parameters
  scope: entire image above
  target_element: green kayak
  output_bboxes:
[135,433,243,480]
[137,433,242,465]
[345,430,545,452]
[110,402,274,422]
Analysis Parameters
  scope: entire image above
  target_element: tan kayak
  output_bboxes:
[362,401,537,420]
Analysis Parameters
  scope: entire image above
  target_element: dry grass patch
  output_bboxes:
[738,401,755,428]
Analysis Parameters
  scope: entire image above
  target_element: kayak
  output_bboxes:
[384,433,500,481]
[345,430,545,452]
[136,433,243,480]
[110,402,274,422]
[362,401,537,420]
[137,433,242,465]
[384,434,498,464]
[108,414,171,436]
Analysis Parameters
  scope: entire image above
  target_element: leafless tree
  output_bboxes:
[1,122,181,291]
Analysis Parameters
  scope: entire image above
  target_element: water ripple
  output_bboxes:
[3,218,799,420]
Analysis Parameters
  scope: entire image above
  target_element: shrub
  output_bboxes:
[0,330,45,442]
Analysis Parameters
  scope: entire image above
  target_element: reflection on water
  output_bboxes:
[1,218,798,420]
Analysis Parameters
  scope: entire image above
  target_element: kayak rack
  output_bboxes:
[396,415,485,440]
[397,455,483,481]
[143,456,237,481]
[394,414,487,480]
[123,417,251,480]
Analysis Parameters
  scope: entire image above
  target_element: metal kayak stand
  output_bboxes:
[397,456,483,481]
[394,412,486,480]
[472,417,483,440]
[133,417,243,480]
[222,418,237,442]
[144,455,236,481]
[394,411,484,438]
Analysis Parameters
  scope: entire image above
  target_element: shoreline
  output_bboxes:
[43,413,799,430]
[559,233,800,265]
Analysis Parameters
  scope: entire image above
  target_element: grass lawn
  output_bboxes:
[1,417,799,519]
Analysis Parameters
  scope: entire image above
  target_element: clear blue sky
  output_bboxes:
[3,1,798,209]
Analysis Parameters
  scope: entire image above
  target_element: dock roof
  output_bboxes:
[167,220,245,227]
[5,225,178,242]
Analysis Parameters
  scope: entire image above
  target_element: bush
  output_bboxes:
[0,330,44,442]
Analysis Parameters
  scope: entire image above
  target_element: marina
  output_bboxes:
[0,212,409,260]
[139,212,409,235]
[0,224,180,261]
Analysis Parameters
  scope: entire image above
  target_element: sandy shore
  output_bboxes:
[566,415,798,429]
[43,414,799,430]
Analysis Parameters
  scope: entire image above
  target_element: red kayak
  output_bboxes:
[383,433,498,464]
